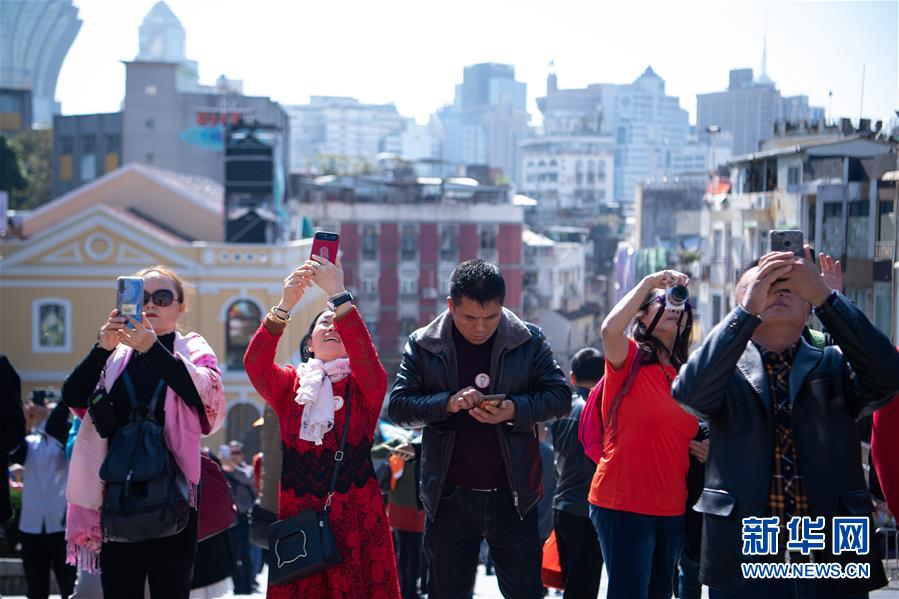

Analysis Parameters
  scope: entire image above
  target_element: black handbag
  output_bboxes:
[99,372,191,542]
[267,386,351,586]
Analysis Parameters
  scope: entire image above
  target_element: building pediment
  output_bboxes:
[2,204,199,275]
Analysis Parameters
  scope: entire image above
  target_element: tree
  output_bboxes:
[0,136,28,202]
[9,129,53,210]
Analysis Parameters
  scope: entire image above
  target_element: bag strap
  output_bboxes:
[323,384,351,515]
[601,348,643,443]
[121,371,167,417]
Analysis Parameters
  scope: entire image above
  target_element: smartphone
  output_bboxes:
[310,231,340,262]
[770,230,804,257]
[480,394,506,408]
[116,276,144,329]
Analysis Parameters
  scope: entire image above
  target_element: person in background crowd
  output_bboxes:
[191,447,236,599]
[536,424,556,545]
[592,269,698,599]
[549,347,604,599]
[373,431,425,599]
[222,440,257,595]
[389,259,571,599]
[11,395,75,599]
[673,249,899,598]
[0,355,25,527]
[62,266,226,599]
[243,254,401,599]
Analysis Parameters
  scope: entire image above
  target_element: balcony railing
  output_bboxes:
[875,241,894,260]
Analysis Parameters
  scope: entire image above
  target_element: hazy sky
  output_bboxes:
[56,0,898,127]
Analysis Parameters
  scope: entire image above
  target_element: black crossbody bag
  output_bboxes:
[267,386,351,586]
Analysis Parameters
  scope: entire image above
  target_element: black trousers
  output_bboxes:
[100,564,193,599]
[397,530,424,599]
[20,531,75,599]
[423,487,542,599]
[554,509,603,599]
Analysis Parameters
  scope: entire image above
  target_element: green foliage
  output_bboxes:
[7,129,53,210]
[0,135,28,198]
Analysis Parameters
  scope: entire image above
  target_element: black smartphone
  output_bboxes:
[770,230,804,257]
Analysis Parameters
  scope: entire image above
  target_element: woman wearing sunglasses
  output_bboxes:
[61,266,226,599]
[243,255,400,599]
[588,269,700,599]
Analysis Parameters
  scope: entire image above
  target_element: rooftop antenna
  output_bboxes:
[859,64,866,124]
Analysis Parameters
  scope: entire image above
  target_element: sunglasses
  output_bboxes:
[143,289,180,307]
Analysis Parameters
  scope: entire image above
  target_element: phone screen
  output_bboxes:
[116,276,144,329]
[310,231,340,262]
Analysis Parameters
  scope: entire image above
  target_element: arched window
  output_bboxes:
[226,300,262,370]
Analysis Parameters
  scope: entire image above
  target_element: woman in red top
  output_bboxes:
[243,255,400,599]
[590,269,699,599]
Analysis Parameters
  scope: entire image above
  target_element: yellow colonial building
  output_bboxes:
[0,162,324,454]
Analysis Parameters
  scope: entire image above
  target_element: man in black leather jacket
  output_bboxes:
[389,259,570,599]
[673,250,899,598]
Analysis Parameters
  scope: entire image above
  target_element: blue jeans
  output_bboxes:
[423,486,543,599]
[678,553,702,599]
[708,578,868,599]
[589,505,685,599]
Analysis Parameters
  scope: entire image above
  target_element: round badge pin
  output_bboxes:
[475,373,490,389]
[334,396,344,411]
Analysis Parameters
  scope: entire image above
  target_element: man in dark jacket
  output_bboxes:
[548,347,604,599]
[389,259,571,599]
[673,250,899,598]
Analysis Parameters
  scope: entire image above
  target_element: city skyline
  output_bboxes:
[53,0,897,130]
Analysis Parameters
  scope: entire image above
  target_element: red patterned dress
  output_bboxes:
[244,307,400,599]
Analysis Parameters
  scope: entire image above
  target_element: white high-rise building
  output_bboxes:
[437,63,530,184]
[287,97,428,172]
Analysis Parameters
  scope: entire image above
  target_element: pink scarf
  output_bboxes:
[65,332,226,573]
[294,357,351,445]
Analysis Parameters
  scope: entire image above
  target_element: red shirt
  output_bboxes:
[588,338,698,516]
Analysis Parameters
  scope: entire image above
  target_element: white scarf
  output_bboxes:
[295,357,352,445]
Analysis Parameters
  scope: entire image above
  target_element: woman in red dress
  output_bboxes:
[244,254,400,599]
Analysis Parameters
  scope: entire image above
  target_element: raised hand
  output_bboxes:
[279,266,314,313]
[741,252,795,316]
[308,254,345,297]
[98,309,126,351]
[644,269,689,291]
[819,251,842,294]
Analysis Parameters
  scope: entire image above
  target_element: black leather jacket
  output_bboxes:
[388,308,571,520]
[672,293,899,595]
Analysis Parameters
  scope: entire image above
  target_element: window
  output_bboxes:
[400,224,417,261]
[440,225,457,261]
[361,273,378,296]
[400,272,418,296]
[846,201,869,259]
[59,136,73,181]
[480,227,497,250]
[713,229,724,260]
[878,200,895,243]
[712,295,723,325]
[226,300,262,370]
[807,199,816,242]
[787,166,800,188]
[33,298,71,353]
[105,134,120,154]
[361,224,378,260]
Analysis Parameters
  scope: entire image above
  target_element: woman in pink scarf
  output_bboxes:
[61,266,225,599]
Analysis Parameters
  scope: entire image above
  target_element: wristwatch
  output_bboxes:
[327,290,354,311]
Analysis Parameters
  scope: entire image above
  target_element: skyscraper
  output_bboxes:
[437,63,530,184]
[0,0,81,127]
[136,1,200,79]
